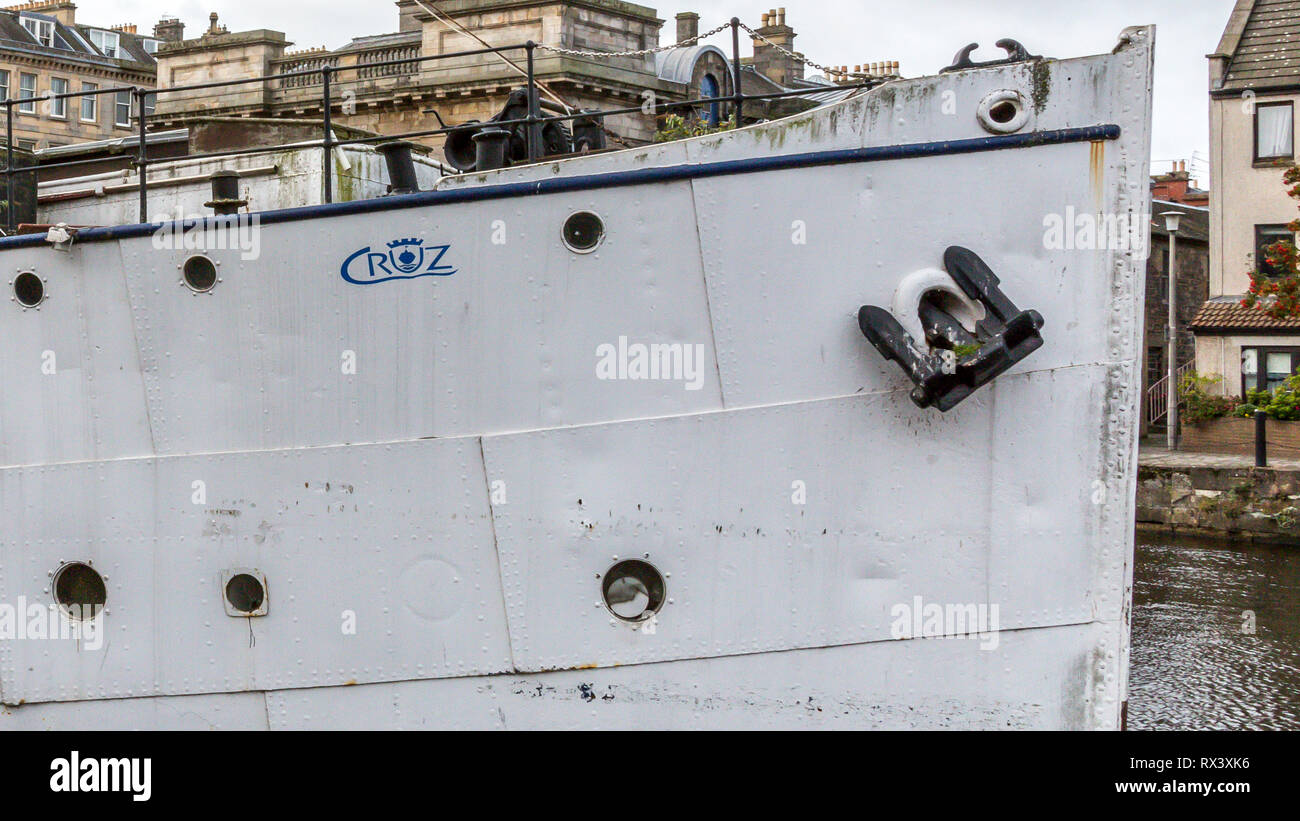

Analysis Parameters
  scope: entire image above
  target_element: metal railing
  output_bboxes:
[0,18,884,233]
[1147,360,1195,426]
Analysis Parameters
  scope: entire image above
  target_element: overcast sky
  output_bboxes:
[117,0,1236,185]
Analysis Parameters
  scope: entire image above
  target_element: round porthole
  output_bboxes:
[182,255,218,292]
[601,559,666,622]
[562,211,605,254]
[52,561,107,620]
[13,271,45,308]
[977,90,1031,134]
[225,573,265,614]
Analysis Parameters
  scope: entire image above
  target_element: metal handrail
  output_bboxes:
[1147,361,1195,426]
[0,19,883,232]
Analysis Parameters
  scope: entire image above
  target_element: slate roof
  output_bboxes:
[1191,295,1300,332]
[1219,0,1300,92]
[1151,200,1210,243]
[0,9,156,69]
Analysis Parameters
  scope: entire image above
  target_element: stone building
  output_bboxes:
[0,1,160,150]
[151,1,693,150]
[146,3,863,156]
[1196,0,1300,398]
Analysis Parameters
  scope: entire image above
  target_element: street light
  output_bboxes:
[1162,210,1183,451]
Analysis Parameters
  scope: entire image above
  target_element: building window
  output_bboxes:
[1256,102,1294,162]
[0,71,8,103]
[142,39,160,55]
[21,16,54,48]
[114,90,131,127]
[49,77,67,118]
[1256,224,1294,277]
[88,29,120,58]
[1241,346,1300,396]
[18,73,37,114]
[81,82,97,122]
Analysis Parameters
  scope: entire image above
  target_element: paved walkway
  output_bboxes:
[1139,445,1300,471]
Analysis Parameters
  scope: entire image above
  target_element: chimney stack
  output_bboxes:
[154,16,185,42]
[751,7,803,85]
[675,11,699,44]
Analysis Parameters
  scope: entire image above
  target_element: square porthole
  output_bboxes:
[220,568,268,617]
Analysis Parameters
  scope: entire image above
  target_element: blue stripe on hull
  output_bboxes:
[0,124,1121,250]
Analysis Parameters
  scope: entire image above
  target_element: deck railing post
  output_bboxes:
[525,41,541,162]
[730,17,743,126]
[322,65,333,204]
[134,87,148,223]
[5,102,13,233]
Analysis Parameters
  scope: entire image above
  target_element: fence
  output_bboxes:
[0,18,884,233]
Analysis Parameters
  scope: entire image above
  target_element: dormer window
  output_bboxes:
[88,29,120,58]
[142,39,160,55]
[21,16,54,48]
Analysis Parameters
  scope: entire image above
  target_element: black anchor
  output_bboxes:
[858,247,1044,412]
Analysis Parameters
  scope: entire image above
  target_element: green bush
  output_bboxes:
[1178,372,1236,423]
[653,113,736,143]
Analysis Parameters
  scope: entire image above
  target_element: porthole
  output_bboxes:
[221,568,268,617]
[182,255,218,292]
[562,211,605,254]
[13,271,45,308]
[224,573,266,616]
[52,561,107,620]
[977,90,1031,134]
[601,559,666,622]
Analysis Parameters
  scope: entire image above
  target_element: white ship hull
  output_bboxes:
[0,27,1153,729]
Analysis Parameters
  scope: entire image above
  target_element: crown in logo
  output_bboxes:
[387,238,423,249]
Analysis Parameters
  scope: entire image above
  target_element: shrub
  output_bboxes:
[1178,372,1236,423]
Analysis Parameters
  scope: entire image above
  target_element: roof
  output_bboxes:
[1218,0,1300,92]
[0,10,157,69]
[1191,296,1300,333]
[1151,200,1210,243]
[655,45,728,85]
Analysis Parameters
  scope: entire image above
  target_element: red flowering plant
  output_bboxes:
[1242,165,1300,319]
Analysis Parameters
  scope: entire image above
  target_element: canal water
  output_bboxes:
[1129,532,1300,730]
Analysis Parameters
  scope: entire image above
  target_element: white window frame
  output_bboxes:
[21,16,54,48]
[142,39,161,55]
[114,90,131,127]
[18,73,37,114]
[0,71,9,104]
[48,77,67,119]
[81,82,97,122]
[88,29,120,59]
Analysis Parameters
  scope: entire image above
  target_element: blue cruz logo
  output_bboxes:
[341,237,457,284]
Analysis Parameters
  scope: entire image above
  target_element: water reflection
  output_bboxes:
[1129,532,1300,730]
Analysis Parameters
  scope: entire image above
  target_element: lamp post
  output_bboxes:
[1162,210,1183,451]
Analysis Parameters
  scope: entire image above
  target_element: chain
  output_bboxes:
[736,21,873,80]
[535,22,731,58]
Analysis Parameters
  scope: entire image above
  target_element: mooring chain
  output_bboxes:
[736,21,874,80]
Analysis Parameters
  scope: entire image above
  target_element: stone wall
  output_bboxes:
[1137,463,1300,544]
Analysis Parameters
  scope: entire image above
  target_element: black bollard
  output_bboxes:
[204,170,247,216]
[376,141,419,195]
[472,128,511,172]
[1255,409,1268,468]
